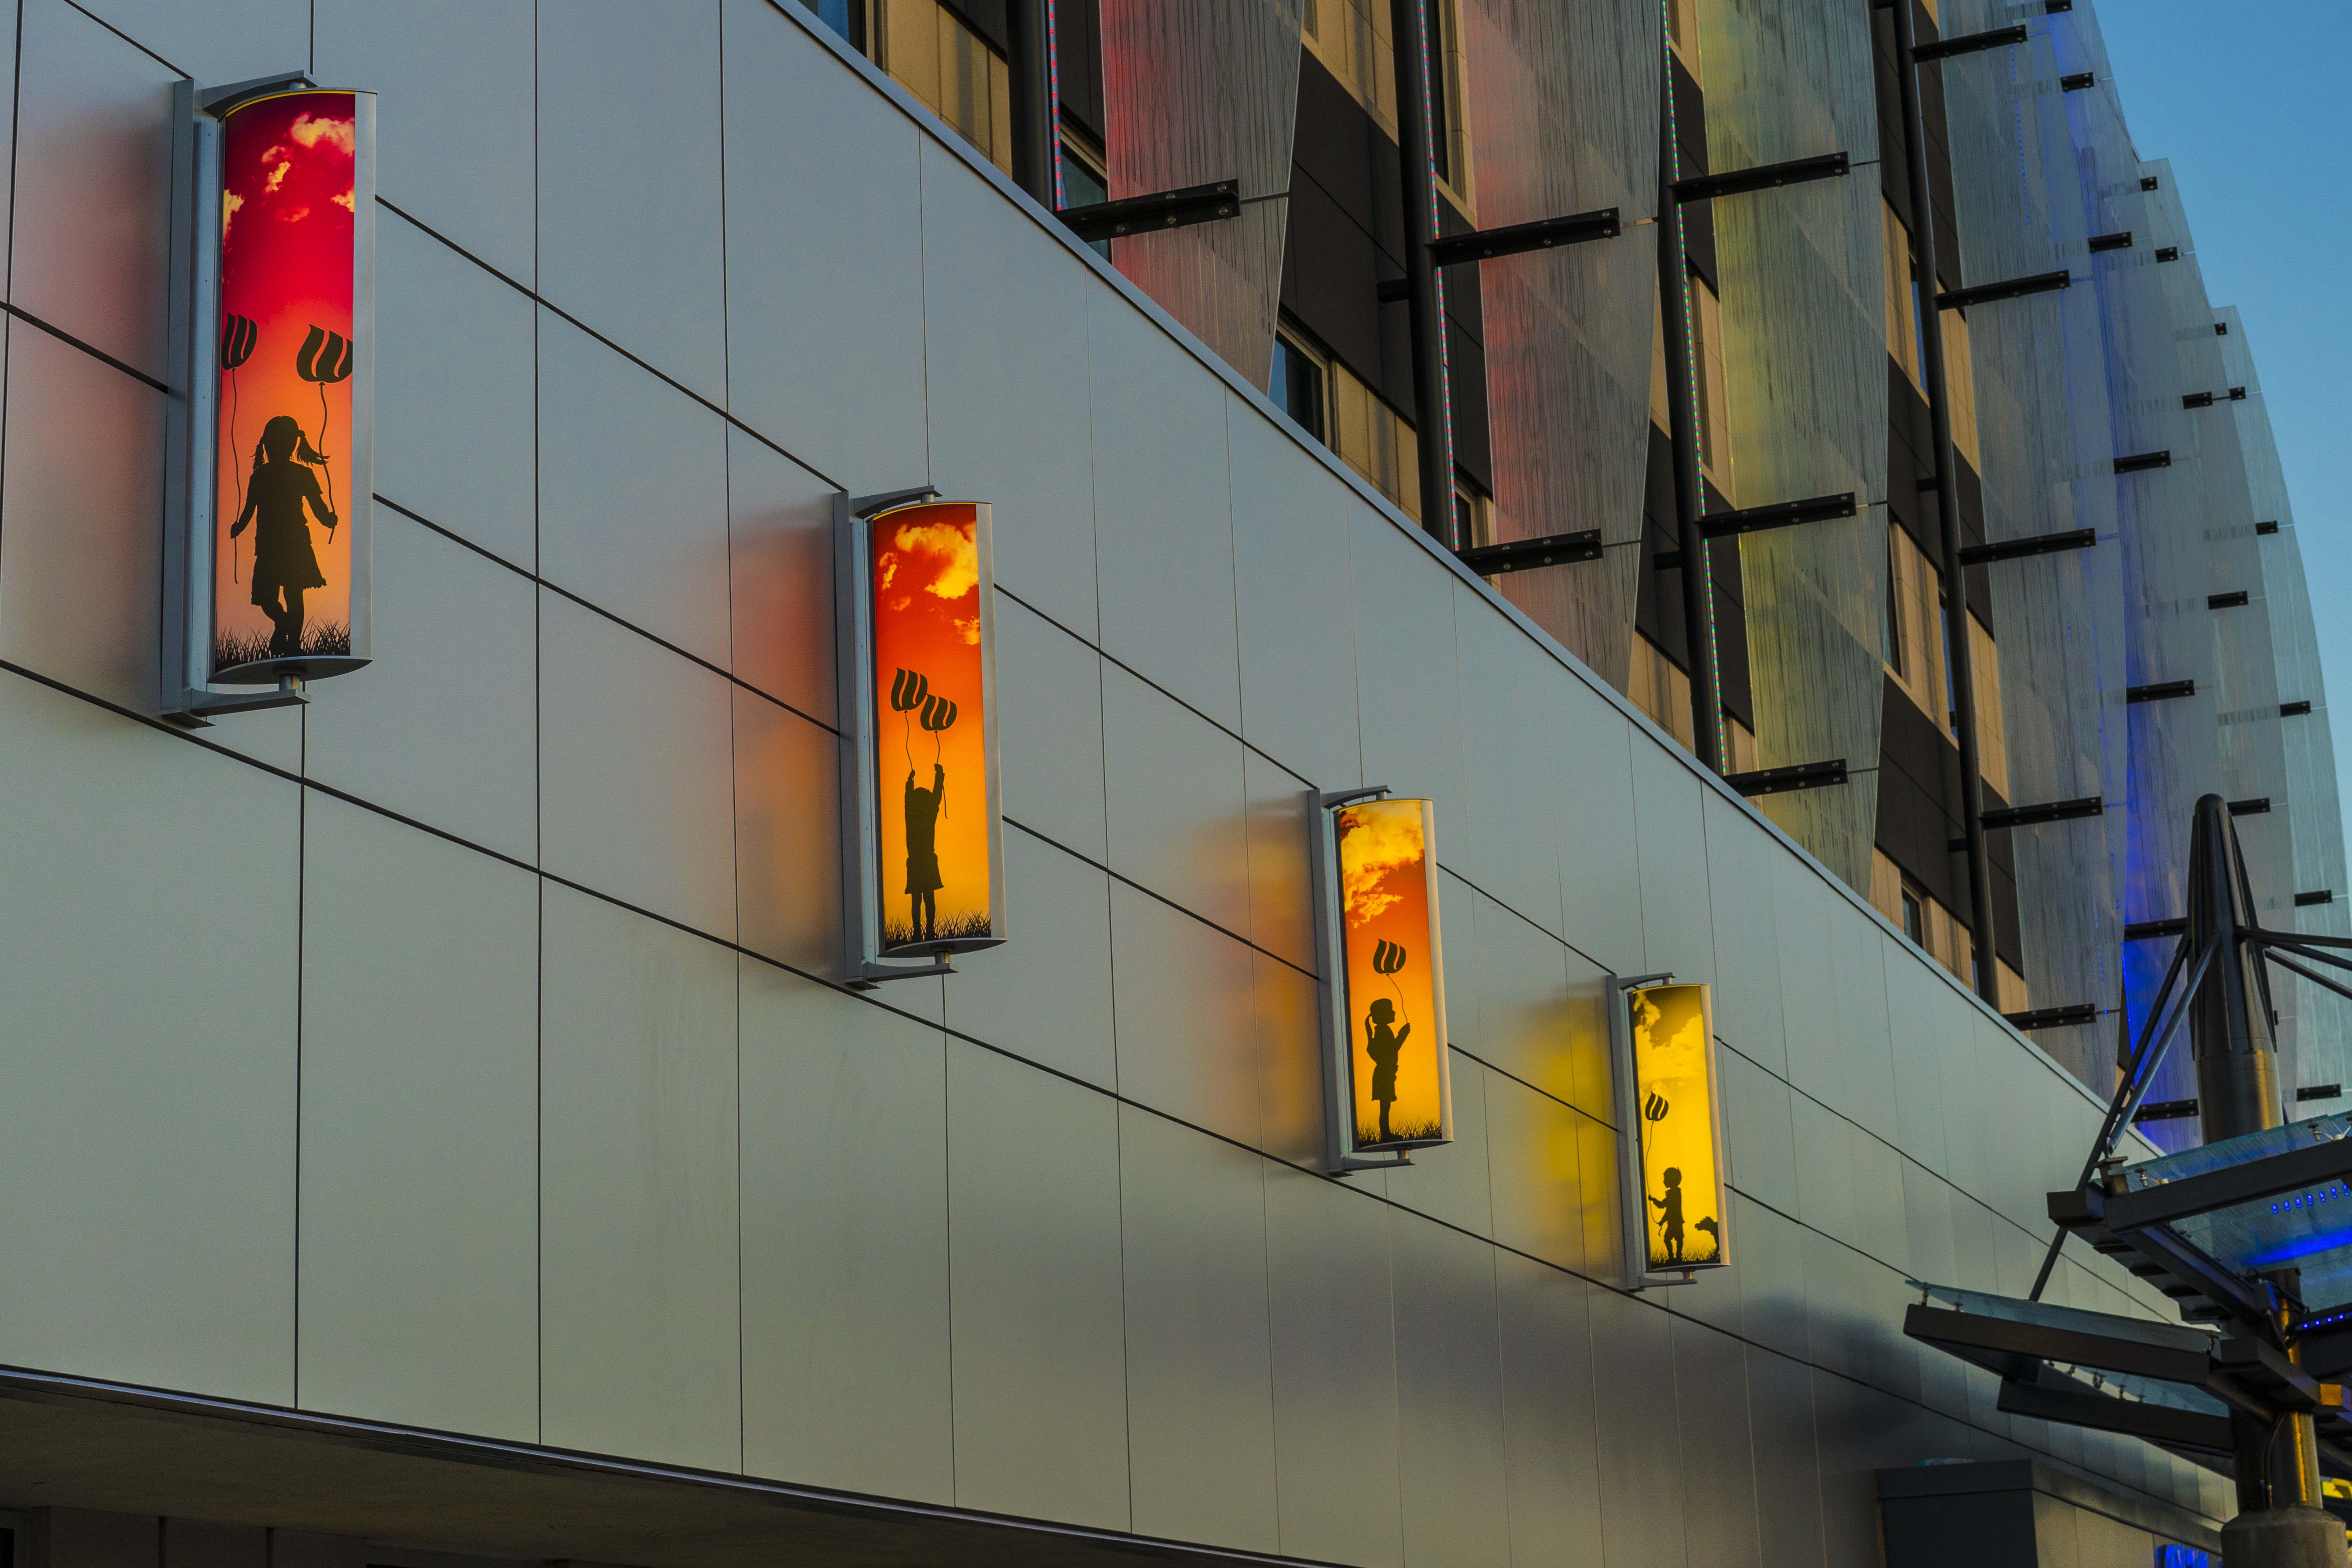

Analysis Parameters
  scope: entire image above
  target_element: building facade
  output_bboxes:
[0,1,2326,1566]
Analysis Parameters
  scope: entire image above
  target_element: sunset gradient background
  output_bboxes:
[870,502,994,950]
[1629,983,1724,1271]
[213,90,357,675]
[1336,798,1446,1147]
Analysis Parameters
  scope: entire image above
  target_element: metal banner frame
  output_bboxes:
[1610,974,1732,1288]
[1310,786,1453,1173]
[834,489,1007,988]
[163,72,376,725]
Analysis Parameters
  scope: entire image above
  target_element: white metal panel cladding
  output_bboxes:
[1458,0,1662,690]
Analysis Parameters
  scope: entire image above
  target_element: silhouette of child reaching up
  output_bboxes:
[1365,997,1409,1141]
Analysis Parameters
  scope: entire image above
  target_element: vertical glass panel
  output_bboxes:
[1456,0,1662,688]
[1941,0,2124,1093]
[2219,307,2352,1112]
[1697,0,1888,888]
[1100,0,1306,389]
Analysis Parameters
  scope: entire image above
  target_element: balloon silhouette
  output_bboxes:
[221,313,259,580]
[221,314,258,369]
[1644,1091,1670,1124]
[1371,939,1410,1024]
[890,668,929,769]
[919,692,958,761]
[295,324,355,527]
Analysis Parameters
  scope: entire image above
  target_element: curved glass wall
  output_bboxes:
[1458,0,1661,688]
[1695,0,1887,889]
[1100,0,1306,389]
[1940,0,2125,1092]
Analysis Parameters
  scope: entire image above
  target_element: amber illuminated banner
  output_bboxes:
[163,76,374,723]
[1611,980,1730,1286]
[836,493,1005,984]
[1312,789,1452,1168]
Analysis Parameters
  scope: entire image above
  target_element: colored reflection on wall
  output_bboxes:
[1336,797,1448,1148]
[1627,982,1727,1273]
[213,90,360,681]
[870,501,993,953]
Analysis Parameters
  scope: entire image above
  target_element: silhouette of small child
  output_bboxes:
[904,762,945,943]
[228,413,335,658]
[1365,997,1410,1141]
[1648,1167,1686,1263]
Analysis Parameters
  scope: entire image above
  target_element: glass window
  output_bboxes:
[1666,0,1701,80]
[1884,528,1904,675]
[1968,610,2009,796]
[1942,306,1981,471]
[1902,888,1924,945]
[802,0,861,45]
[1885,522,1950,730]
[1059,139,1112,259]
[1882,201,1923,391]
[1330,359,1420,521]
[1691,274,1731,495]
[872,0,1014,174]
[1270,330,1328,441]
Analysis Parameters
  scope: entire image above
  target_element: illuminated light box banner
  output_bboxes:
[212,88,372,681]
[163,77,374,723]
[1311,790,1452,1169]
[836,494,1005,985]
[1610,980,1730,1287]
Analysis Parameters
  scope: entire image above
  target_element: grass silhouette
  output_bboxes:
[1356,1116,1446,1147]
[882,910,995,951]
[215,619,350,674]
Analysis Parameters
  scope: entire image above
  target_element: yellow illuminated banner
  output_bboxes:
[1614,981,1729,1283]
[1314,791,1451,1167]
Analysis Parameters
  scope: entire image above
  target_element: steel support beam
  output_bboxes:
[1657,50,1721,771]
[1390,0,1456,545]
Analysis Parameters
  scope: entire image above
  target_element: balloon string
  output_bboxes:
[902,711,914,773]
[315,380,337,521]
[228,371,243,583]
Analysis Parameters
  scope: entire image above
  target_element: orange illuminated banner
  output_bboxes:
[1313,790,1451,1166]
[1612,980,1729,1285]
[837,495,1004,983]
[211,87,372,684]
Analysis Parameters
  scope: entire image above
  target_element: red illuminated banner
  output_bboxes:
[211,88,372,683]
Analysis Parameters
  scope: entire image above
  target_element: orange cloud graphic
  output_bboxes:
[879,518,981,642]
[289,113,355,153]
[1338,804,1424,929]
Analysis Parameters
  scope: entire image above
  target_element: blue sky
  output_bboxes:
[2101,3,2352,863]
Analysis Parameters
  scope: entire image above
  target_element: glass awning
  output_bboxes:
[2114,1112,2352,1311]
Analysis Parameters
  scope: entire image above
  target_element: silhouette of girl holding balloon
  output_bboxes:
[228,414,336,658]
